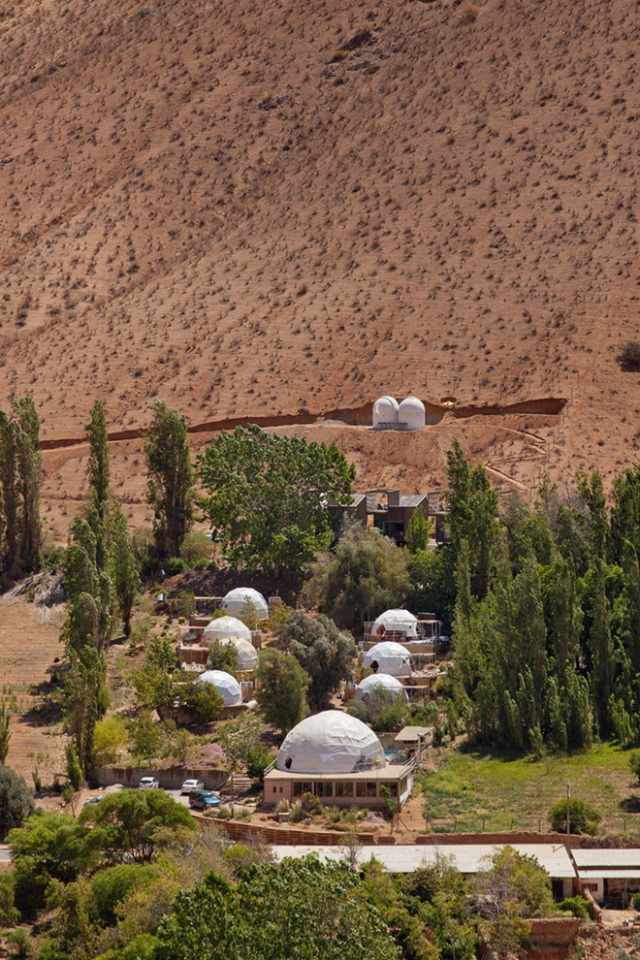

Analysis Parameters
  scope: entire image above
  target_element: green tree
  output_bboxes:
[130,632,178,712]
[13,396,42,575]
[145,401,193,559]
[86,401,110,572]
[588,561,613,738]
[0,767,33,840]
[255,649,308,736]
[446,441,498,599]
[303,525,410,631]
[279,610,355,710]
[9,812,87,917]
[0,411,19,578]
[217,713,266,774]
[206,640,239,674]
[110,507,140,637]
[408,544,457,632]
[577,471,608,561]
[405,512,430,554]
[180,680,224,724]
[81,789,194,864]
[0,702,11,765]
[93,716,128,767]
[198,425,353,579]
[155,857,400,960]
[548,798,601,835]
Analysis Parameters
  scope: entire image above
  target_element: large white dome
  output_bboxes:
[222,587,269,621]
[355,673,409,703]
[372,395,399,428]
[196,669,243,706]
[276,710,385,774]
[217,637,258,671]
[203,616,252,644]
[363,641,412,678]
[372,609,418,639]
[398,395,426,431]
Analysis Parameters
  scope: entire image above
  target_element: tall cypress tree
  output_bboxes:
[588,560,613,738]
[13,396,41,575]
[86,401,110,572]
[145,401,193,559]
[621,539,640,673]
[0,412,18,578]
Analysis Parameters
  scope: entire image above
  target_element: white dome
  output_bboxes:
[196,669,243,706]
[217,636,258,671]
[276,710,385,774]
[372,608,418,639]
[373,395,399,428]
[222,587,269,621]
[363,641,412,678]
[203,616,252,644]
[398,395,426,431]
[355,673,409,703]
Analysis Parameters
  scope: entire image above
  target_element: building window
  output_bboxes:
[315,781,333,798]
[293,782,313,797]
[356,782,378,798]
[335,782,354,798]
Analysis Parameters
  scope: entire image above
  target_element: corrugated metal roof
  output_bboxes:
[573,849,640,868]
[271,843,575,878]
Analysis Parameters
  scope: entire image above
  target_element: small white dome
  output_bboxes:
[276,710,385,774]
[222,587,269,621]
[203,616,252,644]
[398,395,426,431]
[217,636,258,671]
[196,669,243,706]
[373,395,400,428]
[372,609,418,639]
[363,641,412,678]
[355,673,409,703]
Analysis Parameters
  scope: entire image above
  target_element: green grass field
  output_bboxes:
[419,742,640,835]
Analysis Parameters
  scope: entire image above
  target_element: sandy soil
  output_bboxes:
[0,0,639,533]
[0,598,66,783]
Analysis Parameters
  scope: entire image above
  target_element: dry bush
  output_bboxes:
[459,3,480,24]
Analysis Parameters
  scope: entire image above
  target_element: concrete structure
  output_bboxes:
[372,395,400,429]
[222,587,269,621]
[326,493,368,536]
[355,673,409,704]
[369,490,430,545]
[363,641,412,678]
[203,615,252,644]
[398,395,426,431]
[264,711,414,809]
[372,608,418,639]
[196,669,243,706]
[573,848,640,906]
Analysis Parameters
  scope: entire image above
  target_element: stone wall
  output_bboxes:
[196,814,396,846]
[95,765,229,790]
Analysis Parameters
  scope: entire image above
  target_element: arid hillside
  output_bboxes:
[1,0,640,531]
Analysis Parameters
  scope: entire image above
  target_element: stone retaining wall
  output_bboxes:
[95,765,229,790]
[197,814,396,846]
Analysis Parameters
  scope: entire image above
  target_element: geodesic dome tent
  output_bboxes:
[372,395,400,428]
[397,395,426,431]
[355,673,409,703]
[222,587,269,621]
[276,710,385,774]
[372,608,418,639]
[217,637,258,671]
[363,641,412,678]
[196,669,243,706]
[203,615,252,644]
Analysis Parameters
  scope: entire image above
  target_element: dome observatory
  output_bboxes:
[372,608,418,639]
[222,587,269,621]
[397,395,426,431]
[363,641,412,678]
[372,395,399,429]
[276,710,385,774]
[355,673,409,703]
[202,616,252,644]
[196,669,243,706]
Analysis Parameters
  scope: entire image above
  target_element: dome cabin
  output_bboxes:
[363,641,412,678]
[355,673,409,703]
[222,587,269,622]
[264,709,415,810]
[202,616,252,645]
[397,395,426,431]
[372,608,418,640]
[372,395,399,429]
[196,669,243,706]
[218,637,258,672]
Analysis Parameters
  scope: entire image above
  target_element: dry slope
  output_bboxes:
[1,0,640,521]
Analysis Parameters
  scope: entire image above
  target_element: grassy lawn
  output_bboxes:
[419,742,640,835]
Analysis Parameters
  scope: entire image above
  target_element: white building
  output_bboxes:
[363,641,412,678]
[203,615,252,644]
[355,673,409,703]
[196,669,243,706]
[372,396,400,429]
[398,395,426,431]
[372,608,418,639]
[222,587,269,621]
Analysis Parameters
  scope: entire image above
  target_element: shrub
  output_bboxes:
[93,716,128,767]
[91,864,156,924]
[180,681,224,724]
[0,767,34,840]
[300,792,322,816]
[6,928,33,958]
[246,744,274,782]
[180,532,212,568]
[629,751,640,785]
[618,341,640,372]
[65,744,83,791]
[558,896,590,919]
[548,798,601,835]
[633,891,640,911]
[165,558,187,578]
[206,640,239,674]
[0,871,19,925]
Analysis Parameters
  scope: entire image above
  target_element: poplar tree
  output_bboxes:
[0,413,18,577]
[589,561,613,738]
[110,506,140,637]
[86,401,110,571]
[621,539,640,672]
[13,397,41,574]
[145,401,193,559]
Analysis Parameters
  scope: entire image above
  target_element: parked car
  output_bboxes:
[189,790,221,811]
[181,779,205,795]
[138,776,160,789]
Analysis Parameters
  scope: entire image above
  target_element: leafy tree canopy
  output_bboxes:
[279,610,355,710]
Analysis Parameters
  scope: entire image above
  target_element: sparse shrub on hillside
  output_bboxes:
[458,3,480,25]
[618,341,640,372]
[548,798,601,835]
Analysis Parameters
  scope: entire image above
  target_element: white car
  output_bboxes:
[181,778,205,795]
[138,776,160,789]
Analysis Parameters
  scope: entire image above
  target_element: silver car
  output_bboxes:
[181,778,205,795]
[138,776,160,789]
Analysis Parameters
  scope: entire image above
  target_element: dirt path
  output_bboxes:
[0,597,66,784]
